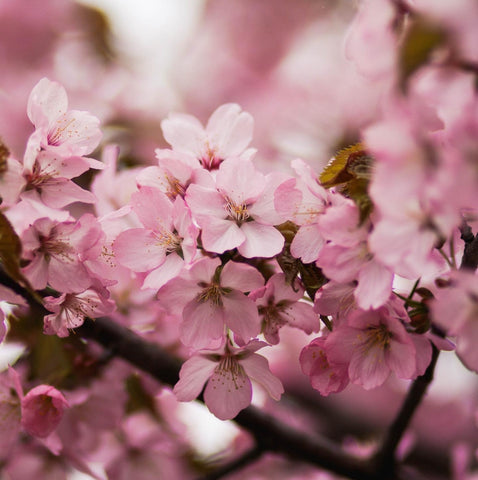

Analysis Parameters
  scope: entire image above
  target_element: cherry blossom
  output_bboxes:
[161,103,255,171]
[174,341,283,420]
[157,257,264,350]
[25,77,102,163]
[431,271,478,373]
[43,286,115,337]
[186,156,284,257]
[250,273,319,344]
[21,214,103,293]
[113,186,198,290]
[325,303,426,389]
[21,385,69,438]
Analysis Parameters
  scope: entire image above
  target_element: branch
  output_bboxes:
[459,221,478,271]
[372,345,440,476]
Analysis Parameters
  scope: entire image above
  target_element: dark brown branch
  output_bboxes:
[372,345,440,476]
[459,222,478,271]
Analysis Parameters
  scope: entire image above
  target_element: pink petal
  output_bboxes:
[216,157,264,205]
[220,261,264,292]
[238,222,284,258]
[290,224,325,263]
[131,187,173,230]
[181,300,226,350]
[114,229,167,272]
[201,218,244,254]
[173,356,216,402]
[241,353,284,401]
[222,291,261,342]
[27,77,67,127]
[355,260,393,309]
[142,253,185,290]
[203,366,252,420]
[206,103,253,158]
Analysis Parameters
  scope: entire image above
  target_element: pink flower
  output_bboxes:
[344,0,397,80]
[21,385,69,438]
[43,286,115,337]
[325,305,419,389]
[431,271,478,373]
[274,159,329,263]
[113,186,198,289]
[21,214,103,293]
[161,103,254,170]
[186,157,284,257]
[174,341,283,420]
[300,336,349,396]
[25,77,102,163]
[157,257,264,350]
[250,273,319,344]
[136,149,199,200]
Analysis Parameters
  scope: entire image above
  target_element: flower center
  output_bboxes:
[224,198,250,224]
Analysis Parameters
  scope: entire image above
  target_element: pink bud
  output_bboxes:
[21,385,69,438]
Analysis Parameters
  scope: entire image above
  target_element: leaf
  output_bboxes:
[399,17,446,91]
[320,143,374,223]
[319,143,372,188]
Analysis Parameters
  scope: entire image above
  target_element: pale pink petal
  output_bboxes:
[410,334,433,376]
[46,109,102,156]
[283,301,320,334]
[349,344,389,389]
[216,157,264,205]
[22,255,49,290]
[173,356,216,402]
[316,244,364,283]
[181,300,226,350]
[203,366,252,420]
[27,77,67,127]
[290,224,325,263]
[385,338,417,380]
[33,178,96,208]
[186,184,228,222]
[355,260,393,309]
[48,257,91,293]
[157,277,200,315]
[161,113,205,156]
[249,172,290,225]
[188,257,221,284]
[114,229,167,272]
[201,218,244,254]
[220,261,264,292]
[222,291,261,342]
[241,353,284,401]
[206,103,254,157]
[142,253,184,290]
[238,222,284,258]
[131,187,173,230]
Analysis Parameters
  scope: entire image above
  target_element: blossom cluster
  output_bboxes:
[0,0,477,477]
